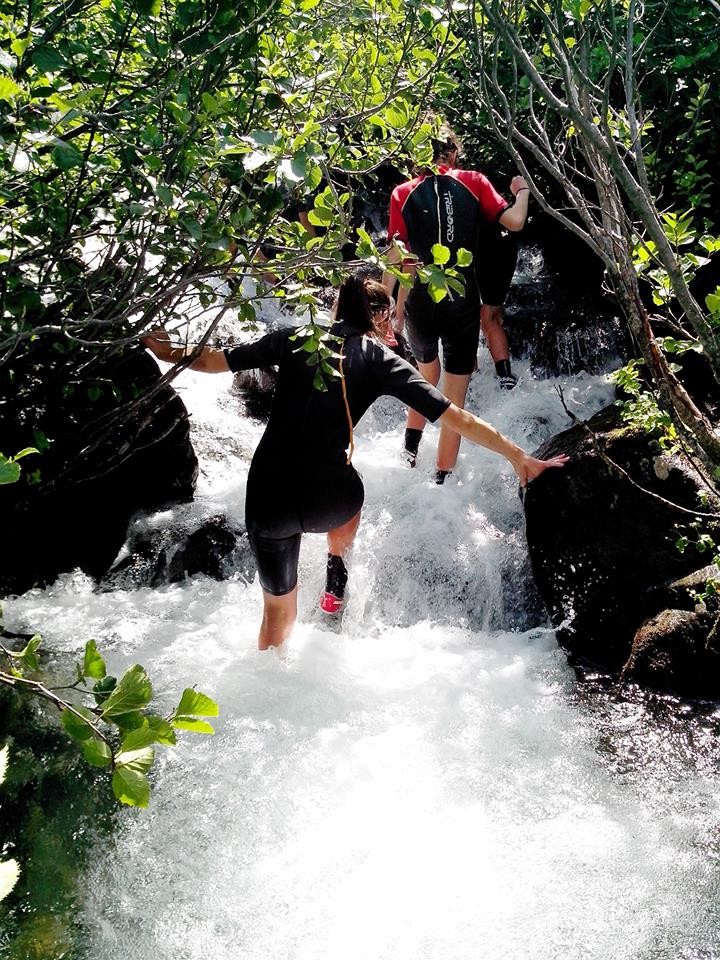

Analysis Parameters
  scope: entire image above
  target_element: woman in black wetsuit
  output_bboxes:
[142,275,567,650]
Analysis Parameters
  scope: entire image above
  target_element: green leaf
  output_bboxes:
[0,459,20,485]
[455,247,473,268]
[201,92,218,114]
[82,738,112,768]
[17,635,41,671]
[31,45,67,72]
[431,243,450,265]
[92,674,116,704]
[120,717,175,750]
[10,38,30,60]
[0,77,22,101]
[176,688,219,718]
[136,0,162,14]
[147,715,177,746]
[110,711,146,734]
[13,447,38,461]
[115,746,154,773]
[428,283,448,304]
[307,207,333,227]
[243,149,274,172]
[61,706,96,742]
[706,290,720,318]
[0,859,20,901]
[156,185,173,206]
[172,717,215,734]
[112,767,150,807]
[51,141,83,170]
[100,665,152,719]
[82,639,106,680]
[182,219,202,242]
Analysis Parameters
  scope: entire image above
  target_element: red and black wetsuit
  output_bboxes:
[388,165,508,374]
[224,321,450,595]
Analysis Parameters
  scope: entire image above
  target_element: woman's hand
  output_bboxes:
[141,329,173,360]
[510,175,529,197]
[511,452,569,487]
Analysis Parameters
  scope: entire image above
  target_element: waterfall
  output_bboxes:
[3,290,720,960]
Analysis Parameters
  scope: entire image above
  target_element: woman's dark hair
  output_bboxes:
[334,274,374,333]
[364,279,391,312]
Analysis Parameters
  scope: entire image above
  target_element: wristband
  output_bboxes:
[515,187,529,193]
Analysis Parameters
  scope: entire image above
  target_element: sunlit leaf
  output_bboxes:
[176,689,219,718]
[101,665,152,719]
[82,738,112,768]
[112,767,150,807]
[61,706,96,742]
[82,639,106,680]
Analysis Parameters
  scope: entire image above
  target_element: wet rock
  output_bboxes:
[523,403,720,682]
[0,347,198,596]
[230,366,277,420]
[503,242,631,377]
[100,514,254,589]
[645,564,720,613]
[622,608,720,698]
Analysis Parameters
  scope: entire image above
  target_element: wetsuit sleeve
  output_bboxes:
[462,171,509,222]
[371,343,451,422]
[224,329,289,372]
[388,187,409,245]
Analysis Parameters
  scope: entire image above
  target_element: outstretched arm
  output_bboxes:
[141,330,230,373]
[498,176,530,232]
[438,403,568,486]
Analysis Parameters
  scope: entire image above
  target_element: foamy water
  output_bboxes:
[4,318,720,960]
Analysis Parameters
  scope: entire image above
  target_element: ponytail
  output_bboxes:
[334,274,373,333]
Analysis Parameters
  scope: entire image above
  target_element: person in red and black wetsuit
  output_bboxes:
[142,275,564,651]
[383,128,529,483]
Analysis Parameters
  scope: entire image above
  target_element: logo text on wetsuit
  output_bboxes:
[443,191,454,243]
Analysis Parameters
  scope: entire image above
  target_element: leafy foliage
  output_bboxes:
[0,0,457,504]
[0,625,219,808]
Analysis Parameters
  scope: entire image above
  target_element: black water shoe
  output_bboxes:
[320,554,348,615]
[403,427,423,467]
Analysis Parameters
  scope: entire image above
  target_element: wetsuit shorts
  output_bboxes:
[476,222,519,306]
[404,285,480,376]
[246,461,364,596]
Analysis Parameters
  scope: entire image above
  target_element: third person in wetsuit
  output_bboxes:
[142,274,565,651]
[382,125,529,483]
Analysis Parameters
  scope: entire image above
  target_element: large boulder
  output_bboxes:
[0,346,198,596]
[523,403,720,691]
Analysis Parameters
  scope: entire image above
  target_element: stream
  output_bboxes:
[4,284,720,959]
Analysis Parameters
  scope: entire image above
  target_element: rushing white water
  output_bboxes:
[5,307,720,960]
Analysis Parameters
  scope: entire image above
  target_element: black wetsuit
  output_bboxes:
[225,322,450,595]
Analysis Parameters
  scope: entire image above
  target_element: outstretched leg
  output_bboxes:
[404,358,441,464]
[436,371,472,473]
[322,510,362,614]
[258,587,298,650]
[480,303,516,389]
[327,509,362,557]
